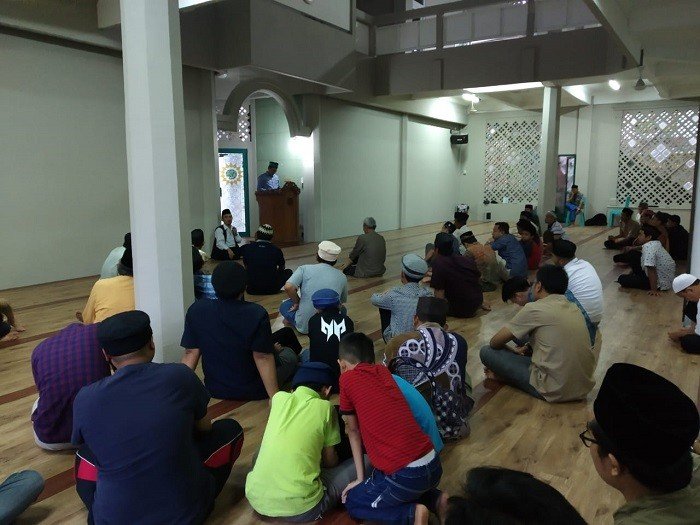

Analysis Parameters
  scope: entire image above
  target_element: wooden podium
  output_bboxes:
[255,181,301,245]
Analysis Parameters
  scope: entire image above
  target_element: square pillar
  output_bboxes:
[537,86,561,214]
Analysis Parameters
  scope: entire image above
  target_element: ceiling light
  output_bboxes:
[608,79,621,91]
[635,77,646,91]
[467,82,543,93]
[461,93,480,104]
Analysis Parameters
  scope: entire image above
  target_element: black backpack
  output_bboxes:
[585,213,607,226]
[211,225,240,260]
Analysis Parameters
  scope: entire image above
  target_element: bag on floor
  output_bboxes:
[585,213,607,226]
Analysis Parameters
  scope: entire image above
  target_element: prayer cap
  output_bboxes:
[211,261,246,299]
[97,310,152,356]
[416,296,449,321]
[318,241,341,262]
[401,254,428,280]
[545,210,557,218]
[552,239,576,259]
[120,247,133,270]
[672,273,697,294]
[221,208,232,217]
[594,363,699,468]
[312,288,340,309]
[268,161,279,169]
[292,362,335,389]
[258,224,274,236]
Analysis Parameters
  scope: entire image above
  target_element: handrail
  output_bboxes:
[371,0,512,27]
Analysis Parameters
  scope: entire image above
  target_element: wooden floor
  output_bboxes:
[1,222,698,524]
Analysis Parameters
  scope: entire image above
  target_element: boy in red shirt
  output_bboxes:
[338,333,446,524]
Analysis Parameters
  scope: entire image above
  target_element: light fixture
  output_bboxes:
[608,79,621,91]
[634,77,646,91]
[467,82,543,93]
[461,93,480,104]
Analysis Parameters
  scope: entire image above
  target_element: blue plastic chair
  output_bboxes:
[608,195,632,227]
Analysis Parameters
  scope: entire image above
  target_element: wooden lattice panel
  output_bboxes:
[483,119,542,204]
[617,108,699,207]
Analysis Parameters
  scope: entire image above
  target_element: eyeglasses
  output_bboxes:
[579,424,599,448]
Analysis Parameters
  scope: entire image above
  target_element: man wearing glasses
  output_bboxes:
[581,363,699,524]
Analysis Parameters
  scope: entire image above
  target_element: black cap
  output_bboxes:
[97,310,153,356]
[221,209,232,218]
[552,239,576,259]
[594,363,699,468]
[211,261,246,299]
[268,161,279,169]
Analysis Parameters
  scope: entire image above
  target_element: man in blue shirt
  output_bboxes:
[257,161,280,191]
[489,222,528,278]
[72,311,244,524]
[182,262,298,400]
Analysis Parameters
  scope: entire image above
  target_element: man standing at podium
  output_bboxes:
[257,161,280,191]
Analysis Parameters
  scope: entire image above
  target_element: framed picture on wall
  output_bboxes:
[555,154,576,221]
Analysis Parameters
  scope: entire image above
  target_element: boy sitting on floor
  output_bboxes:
[245,362,360,522]
[338,333,448,525]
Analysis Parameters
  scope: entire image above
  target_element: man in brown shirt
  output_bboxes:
[605,207,640,250]
[480,265,595,402]
[343,217,386,278]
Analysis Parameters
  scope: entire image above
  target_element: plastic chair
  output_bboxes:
[608,195,632,227]
[565,196,586,226]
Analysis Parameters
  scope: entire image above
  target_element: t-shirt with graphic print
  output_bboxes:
[307,309,354,392]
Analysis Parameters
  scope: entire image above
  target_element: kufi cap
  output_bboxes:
[318,241,341,262]
[545,210,557,218]
[268,161,279,169]
[258,224,274,236]
[552,239,576,259]
[312,288,340,309]
[211,261,247,299]
[292,362,335,389]
[416,296,449,321]
[401,254,428,280]
[594,363,699,468]
[97,310,152,356]
[672,274,697,294]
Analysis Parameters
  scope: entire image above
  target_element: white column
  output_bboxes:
[691,161,700,276]
[121,0,193,362]
[537,86,561,214]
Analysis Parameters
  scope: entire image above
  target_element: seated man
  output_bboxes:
[461,232,508,292]
[31,323,110,450]
[344,217,386,278]
[565,184,584,224]
[551,240,603,325]
[617,225,676,295]
[666,214,689,261]
[246,362,359,522]
[191,228,210,262]
[668,274,700,355]
[480,265,596,402]
[339,333,446,524]
[582,363,699,524]
[281,241,348,334]
[211,208,243,261]
[425,222,461,262]
[431,233,483,318]
[370,253,432,342]
[99,232,130,279]
[78,248,135,323]
[524,204,541,232]
[0,299,25,343]
[0,470,45,525]
[636,200,649,221]
[488,222,528,278]
[452,211,470,254]
[181,262,297,400]
[194,259,219,300]
[305,289,355,392]
[604,208,639,249]
[240,224,293,295]
[73,311,244,524]
[444,467,586,524]
[542,210,567,246]
[385,297,474,440]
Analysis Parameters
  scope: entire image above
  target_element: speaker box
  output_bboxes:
[450,134,468,145]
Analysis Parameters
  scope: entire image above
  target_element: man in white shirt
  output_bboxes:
[211,209,243,261]
[99,233,130,279]
[453,211,470,254]
[551,240,603,324]
[618,225,676,295]
[669,274,700,354]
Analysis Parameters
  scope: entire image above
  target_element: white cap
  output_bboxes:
[318,240,341,262]
[672,273,697,294]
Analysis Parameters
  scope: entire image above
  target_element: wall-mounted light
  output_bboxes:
[608,79,621,91]
[461,92,480,104]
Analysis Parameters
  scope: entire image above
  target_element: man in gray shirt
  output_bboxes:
[343,217,386,278]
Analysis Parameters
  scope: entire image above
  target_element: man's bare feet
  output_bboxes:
[1,331,20,342]
[15,324,26,332]
[414,503,430,525]
[436,491,450,522]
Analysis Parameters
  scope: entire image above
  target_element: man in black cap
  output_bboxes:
[257,161,280,191]
[581,363,699,524]
[72,310,244,524]
[211,209,242,261]
[181,261,297,400]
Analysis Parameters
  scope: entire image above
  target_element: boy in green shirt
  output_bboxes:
[245,362,360,521]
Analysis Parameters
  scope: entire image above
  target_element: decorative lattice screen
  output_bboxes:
[216,105,251,143]
[617,107,699,207]
[483,119,542,204]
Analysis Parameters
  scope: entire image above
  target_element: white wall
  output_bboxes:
[0,33,218,289]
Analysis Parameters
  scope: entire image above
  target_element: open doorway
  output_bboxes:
[218,148,250,236]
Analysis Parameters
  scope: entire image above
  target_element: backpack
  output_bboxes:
[388,327,472,440]
[211,225,240,260]
[585,213,607,226]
